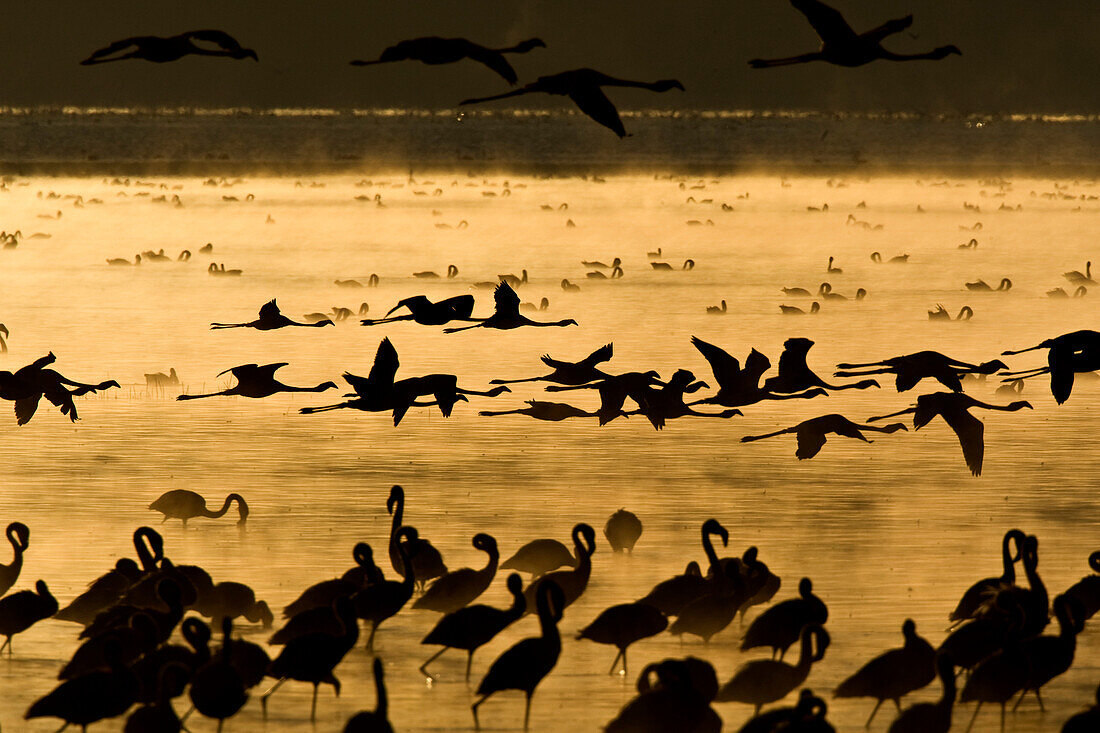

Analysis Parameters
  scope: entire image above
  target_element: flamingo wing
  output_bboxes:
[258,299,281,320]
[859,15,913,43]
[790,0,861,45]
[578,343,614,369]
[691,336,741,388]
[253,362,289,382]
[218,363,260,380]
[185,30,250,52]
[13,395,41,425]
[567,86,627,138]
[367,338,400,387]
[493,282,521,315]
[80,36,154,63]
[794,427,828,459]
[463,44,519,84]
[939,407,985,476]
[440,294,475,318]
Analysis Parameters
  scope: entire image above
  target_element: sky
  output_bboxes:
[2,1,1096,113]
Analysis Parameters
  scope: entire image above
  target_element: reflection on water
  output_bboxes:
[1,171,1099,730]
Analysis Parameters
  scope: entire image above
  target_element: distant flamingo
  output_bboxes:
[148,489,248,526]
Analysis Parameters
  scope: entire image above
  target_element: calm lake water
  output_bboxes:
[0,111,1098,731]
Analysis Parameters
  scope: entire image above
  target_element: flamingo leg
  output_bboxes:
[420,647,448,680]
[466,650,474,681]
[260,677,286,718]
[524,690,533,730]
[607,648,624,675]
[865,699,883,727]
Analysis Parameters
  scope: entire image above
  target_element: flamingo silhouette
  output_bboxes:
[148,489,248,526]
[763,338,879,394]
[472,580,565,730]
[868,392,1033,476]
[834,618,936,726]
[81,30,258,64]
[211,299,333,329]
[1001,329,1100,404]
[835,351,1008,392]
[749,0,960,68]
[444,282,577,332]
[0,352,120,425]
[361,294,476,326]
[690,337,827,407]
[351,37,545,84]
[461,68,684,138]
[491,343,613,385]
[178,363,336,400]
[742,414,907,460]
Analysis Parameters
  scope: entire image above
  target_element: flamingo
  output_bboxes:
[351,37,545,84]
[81,30,258,64]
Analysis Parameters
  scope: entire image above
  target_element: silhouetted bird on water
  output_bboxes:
[1064,261,1095,285]
[178,362,337,400]
[282,543,382,620]
[343,658,394,733]
[868,392,1033,476]
[742,414,906,460]
[835,351,1008,392]
[26,639,138,730]
[638,562,709,617]
[148,489,248,526]
[211,299,334,329]
[480,399,599,421]
[738,688,834,733]
[1014,594,1084,712]
[834,618,936,727]
[763,338,879,394]
[361,294,476,326]
[413,533,496,614]
[491,343,613,385]
[887,654,956,733]
[690,337,827,407]
[741,577,828,660]
[444,282,577,332]
[420,573,526,681]
[966,277,1012,292]
[472,580,564,730]
[948,529,1026,627]
[748,0,961,69]
[667,520,745,644]
[356,527,418,650]
[189,618,247,731]
[461,68,684,138]
[0,352,120,425]
[0,579,57,654]
[929,304,973,321]
[522,524,596,614]
[501,537,576,578]
[263,595,358,721]
[81,30,258,64]
[0,522,29,597]
[578,602,668,674]
[1066,551,1100,621]
[607,657,722,733]
[352,37,545,85]
[604,509,642,553]
[715,625,830,716]
[1001,329,1100,404]
[55,528,158,625]
[386,485,447,589]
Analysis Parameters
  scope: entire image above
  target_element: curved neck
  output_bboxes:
[1001,532,1019,582]
[482,544,499,578]
[373,662,388,717]
[702,527,721,570]
[204,495,236,518]
[389,495,404,551]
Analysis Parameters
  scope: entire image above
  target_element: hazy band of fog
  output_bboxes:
[5,109,1100,176]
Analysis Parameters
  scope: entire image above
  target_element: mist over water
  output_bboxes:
[1,111,1098,731]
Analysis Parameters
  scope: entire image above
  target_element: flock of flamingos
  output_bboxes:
[0,0,1097,730]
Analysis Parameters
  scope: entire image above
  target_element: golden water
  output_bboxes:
[1,172,1097,731]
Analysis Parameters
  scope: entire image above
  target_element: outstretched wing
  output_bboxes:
[219,363,259,380]
[493,282,521,315]
[578,343,614,369]
[568,87,627,138]
[795,429,828,459]
[253,362,289,382]
[940,408,985,476]
[859,15,914,44]
[80,36,153,64]
[439,294,475,318]
[691,336,740,387]
[13,395,41,425]
[790,0,860,45]
[463,44,519,85]
[368,338,400,387]
[186,29,249,52]
[258,299,281,320]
